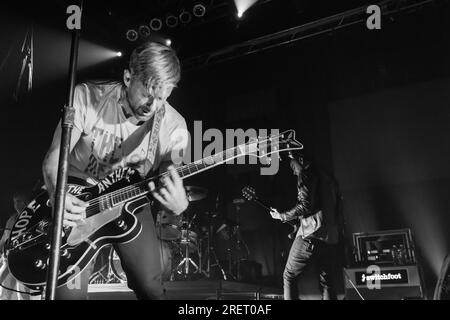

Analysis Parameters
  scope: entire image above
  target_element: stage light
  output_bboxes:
[234,0,258,18]
[139,25,151,37]
[165,39,172,47]
[150,18,162,31]
[35,26,127,85]
[116,52,122,57]
[126,29,138,42]
[166,14,179,28]
[193,4,206,17]
[179,10,192,24]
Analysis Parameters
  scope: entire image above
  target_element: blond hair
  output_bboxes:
[129,41,181,92]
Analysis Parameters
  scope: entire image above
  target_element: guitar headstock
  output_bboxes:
[245,129,303,161]
[242,186,256,201]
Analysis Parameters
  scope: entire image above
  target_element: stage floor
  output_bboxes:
[88,280,284,300]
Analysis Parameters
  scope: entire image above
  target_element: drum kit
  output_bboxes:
[89,185,250,284]
[157,185,214,281]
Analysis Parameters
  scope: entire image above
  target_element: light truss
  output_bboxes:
[182,0,445,71]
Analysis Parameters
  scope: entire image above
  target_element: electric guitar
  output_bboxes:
[6,130,303,289]
[241,186,299,239]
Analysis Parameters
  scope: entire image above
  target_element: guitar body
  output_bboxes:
[286,220,299,240]
[6,168,146,289]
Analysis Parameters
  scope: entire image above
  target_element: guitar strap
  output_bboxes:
[145,103,166,172]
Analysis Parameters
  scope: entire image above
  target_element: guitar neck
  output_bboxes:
[100,144,254,209]
[245,192,298,227]
[251,197,271,211]
[155,144,247,181]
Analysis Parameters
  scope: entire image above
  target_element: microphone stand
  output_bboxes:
[45,2,82,300]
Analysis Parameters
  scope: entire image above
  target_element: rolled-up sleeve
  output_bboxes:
[72,84,88,134]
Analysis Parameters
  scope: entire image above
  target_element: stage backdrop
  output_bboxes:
[329,77,450,296]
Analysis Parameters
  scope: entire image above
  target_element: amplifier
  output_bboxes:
[344,265,424,300]
[352,229,416,265]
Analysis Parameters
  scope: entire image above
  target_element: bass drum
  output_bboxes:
[108,242,173,282]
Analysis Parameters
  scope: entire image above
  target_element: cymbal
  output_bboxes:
[185,186,208,201]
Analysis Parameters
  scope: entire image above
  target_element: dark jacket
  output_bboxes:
[281,165,343,244]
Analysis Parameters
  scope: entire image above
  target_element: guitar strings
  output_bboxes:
[82,139,279,211]
[83,150,236,209]
[83,143,281,211]
[83,156,222,212]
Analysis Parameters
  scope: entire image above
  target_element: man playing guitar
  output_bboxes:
[270,154,342,300]
[42,41,189,299]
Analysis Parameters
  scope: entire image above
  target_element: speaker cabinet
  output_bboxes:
[344,265,424,300]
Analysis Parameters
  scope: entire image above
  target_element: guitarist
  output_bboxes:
[270,155,342,300]
[42,41,189,299]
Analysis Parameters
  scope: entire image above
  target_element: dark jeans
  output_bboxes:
[54,204,165,300]
[283,237,337,300]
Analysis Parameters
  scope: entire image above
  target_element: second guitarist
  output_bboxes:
[270,154,343,300]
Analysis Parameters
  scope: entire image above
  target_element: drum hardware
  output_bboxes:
[170,212,202,280]
[228,198,250,281]
[155,185,209,280]
[202,211,227,280]
[89,243,173,284]
[200,193,238,281]
[160,188,242,281]
[88,260,110,284]
[109,247,127,282]
[88,246,125,284]
[156,185,207,242]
